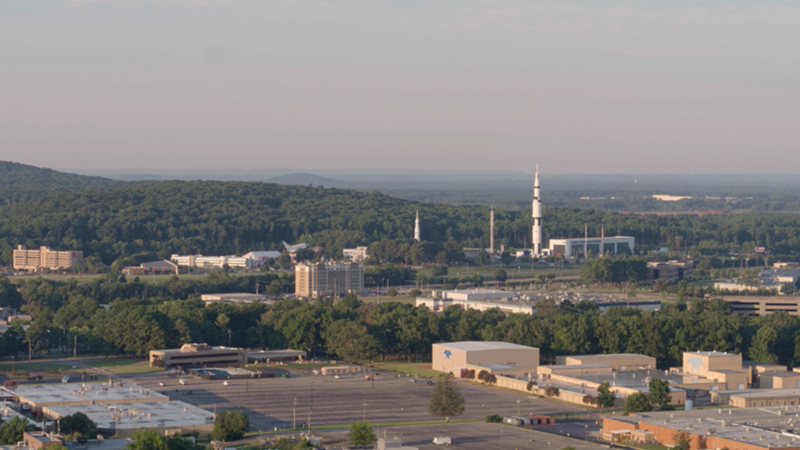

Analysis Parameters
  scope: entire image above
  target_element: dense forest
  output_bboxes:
[0,274,796,369]
[0,161,125,206]
[3,179,800,268]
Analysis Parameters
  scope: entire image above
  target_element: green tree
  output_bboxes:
[750,325,779,363]
[500,252,514,266]
[475,251,490,266]
[493,268,507,284]
[59,412,98,439]
[212,410,250,442]
[429,375,465,421]
[125,429,169,450]
[0,416,28,445]
[648,378,672,409]
[347,422,376,446]
[597,382,616,408]
[673,431,692,450]
[624,392,653,414]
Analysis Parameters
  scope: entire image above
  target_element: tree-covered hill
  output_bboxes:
[0,161,126,205]
[1,179,800,267]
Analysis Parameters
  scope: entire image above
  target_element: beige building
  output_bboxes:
[722,296,800,316]
[712,388,800,408]
[432,341,539,378]
[149,343,247,368]
[760,371,800,389]
[12,245,83,271]
[295,261,364,298]
[682,350,749,390]
[342,247,369,262]
[556,353,656,371]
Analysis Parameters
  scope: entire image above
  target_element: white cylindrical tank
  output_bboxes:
[685,399,694,411]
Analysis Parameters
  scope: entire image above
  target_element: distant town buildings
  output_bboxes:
[342,246,369,262]
[12,245,83,271]
[170,250,282,270]
[294,261,365,298]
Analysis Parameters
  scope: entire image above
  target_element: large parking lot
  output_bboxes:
[320,422,607,450]
[130,371,584,431]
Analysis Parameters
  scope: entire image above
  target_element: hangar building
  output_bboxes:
[432,341,539,378]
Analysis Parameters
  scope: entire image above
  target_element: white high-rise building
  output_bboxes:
[414,210,421,242]
[532,165,543,255]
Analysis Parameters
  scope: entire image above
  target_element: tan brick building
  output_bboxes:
[295,261,364,298]
[12,245,83,271]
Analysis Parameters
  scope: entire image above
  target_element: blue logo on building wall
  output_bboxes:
[444,350,452,359]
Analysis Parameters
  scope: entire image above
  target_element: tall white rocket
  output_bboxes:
[490,207,495,254]
[414,210,421,242]
[532,165,542,255]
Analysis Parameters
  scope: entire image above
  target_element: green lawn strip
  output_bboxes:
[82,358,144,368]
[104,364,162,374]
[373,362,440,379]
[0,363,73,372]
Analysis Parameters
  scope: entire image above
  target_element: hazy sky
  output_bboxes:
[1,0,799,173]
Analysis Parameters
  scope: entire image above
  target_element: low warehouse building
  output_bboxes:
[712,388,800,407]
[432,341,539,378]
[43,401,215,438]
[4,382,168,408]
[555,353,656,371]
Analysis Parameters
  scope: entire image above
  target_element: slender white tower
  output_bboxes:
[414,210,421,242]
[490,207,495,254]
[532,165,542,255]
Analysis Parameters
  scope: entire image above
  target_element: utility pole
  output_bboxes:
[28,339,31,363]
[293,397,297,429]
[74,336,77,358]
[363,400,366,422]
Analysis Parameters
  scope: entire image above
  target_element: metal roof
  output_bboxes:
[435,341,537,352]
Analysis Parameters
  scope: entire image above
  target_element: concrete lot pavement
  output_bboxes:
[132,372,584,431]
[321,423,608,450]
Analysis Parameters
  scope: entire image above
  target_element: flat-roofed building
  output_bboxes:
[5,381,168,408]
[713,388,800,407]
[200,293,272,305]
[432,341,539,378]
[603,407,800,449]
[247,349,307,363]
[342,247,369,263]
[556,353,656,371]
[682,350,749,389]
[646,260,694,285]
[43,401,214,438]
[721,296,800,316]
[13,245,83,271]
[122,260,179,276]
[759,371,800,389]
[548,236,634,259]
[148,343,246,368]
[295,261,364,298]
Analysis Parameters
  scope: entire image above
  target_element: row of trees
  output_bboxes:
[7,273,800,369]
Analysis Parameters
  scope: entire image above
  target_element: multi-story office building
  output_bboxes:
[295,261,364,298]
[12,245,83,271]
[646,260,694,285]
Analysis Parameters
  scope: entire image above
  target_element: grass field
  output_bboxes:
[373,361,440,379]
[82,358,161,374]
[0,362,73,372]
